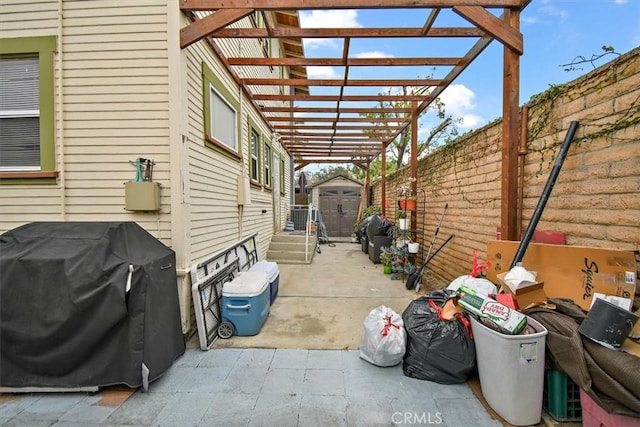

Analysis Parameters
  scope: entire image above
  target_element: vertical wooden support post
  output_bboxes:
[411,101,418,230]
[381,142,387,216]
[501,8,521,241]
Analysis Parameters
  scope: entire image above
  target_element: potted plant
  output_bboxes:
[396,210,410,230]
[397,178,418,210]
[379,247,394,274]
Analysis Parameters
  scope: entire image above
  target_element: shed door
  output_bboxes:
[319,186,361,237]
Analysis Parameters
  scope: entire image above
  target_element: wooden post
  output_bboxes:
[381,142,387,216]
[501,8,520,242]
[411,101,418,231]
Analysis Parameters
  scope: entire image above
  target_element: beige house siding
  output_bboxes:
[0,1,63,225]
[0,0,59,35]
[1,3,292,270]
[1,3,294,334]
[184,11,292,263]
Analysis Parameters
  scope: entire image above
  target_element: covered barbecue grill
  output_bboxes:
[0,222,185,390]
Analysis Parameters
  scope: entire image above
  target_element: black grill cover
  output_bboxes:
[0,222,186,389]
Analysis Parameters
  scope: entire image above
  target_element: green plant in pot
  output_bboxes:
[380,247,394,274]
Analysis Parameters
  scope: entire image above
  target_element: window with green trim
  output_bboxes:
[208,86,237,151]
[250,128,260,183]
[202,62,241,159]
[0,36,56,172]
[264,142,272,188]
[280,156,286,193]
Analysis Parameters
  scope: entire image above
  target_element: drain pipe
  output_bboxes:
[517,105,529,235]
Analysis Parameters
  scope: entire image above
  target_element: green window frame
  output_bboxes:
[280,155,286,194]
[264,142,272,190]
[250,127,261,184]
[202,62,241,161]
[0,36,57,183]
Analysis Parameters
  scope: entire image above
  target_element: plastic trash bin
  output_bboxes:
[471,315,548,426]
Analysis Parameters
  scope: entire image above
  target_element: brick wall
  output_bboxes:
[372,47,640,286]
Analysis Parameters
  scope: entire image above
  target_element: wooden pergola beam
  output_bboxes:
[229,57,461,66]
[253,94,431,101]
[274,124,405,131]
[181,0,527,10]
[180,8,253,49]
[262,106,412,113]
[267,116,409,123]
[242,78,442,87]
[209,27,482,38]
[453,5,523,54]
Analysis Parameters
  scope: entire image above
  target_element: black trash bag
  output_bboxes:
[366,214,392,240]
[356,215,374,243]
[402,289,476,384]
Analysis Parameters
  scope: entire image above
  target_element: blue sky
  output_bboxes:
[297,0,640,138]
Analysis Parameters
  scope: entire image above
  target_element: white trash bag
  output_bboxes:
[359,306,406,367]
[447,275,497,296]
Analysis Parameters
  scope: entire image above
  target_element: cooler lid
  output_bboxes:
[249,260,279,281]
[223,271,269,296]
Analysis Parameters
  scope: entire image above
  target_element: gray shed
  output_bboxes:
[309,174,362,238]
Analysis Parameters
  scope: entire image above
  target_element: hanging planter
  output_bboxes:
[398,218,410,230]
[408,242,419,253]
[398,199,417,211]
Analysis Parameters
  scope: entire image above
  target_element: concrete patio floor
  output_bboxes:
[0,241,559,426]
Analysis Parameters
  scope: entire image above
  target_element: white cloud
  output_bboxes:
[299,10,361,28]
[353,51,395,59]
[437,84,482,129]
[299,10,361,49]
[614,0,628,4]
[522,16,539,25]
[306,66,338,79]
[538,5,568,20]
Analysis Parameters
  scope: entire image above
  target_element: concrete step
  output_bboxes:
[266,249,316,263]
[269,241,316,252]
[267,232,317,264]
[271,232,314,242]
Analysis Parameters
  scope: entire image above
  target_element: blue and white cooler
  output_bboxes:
[220,271,270,337]
[249,260,280,305]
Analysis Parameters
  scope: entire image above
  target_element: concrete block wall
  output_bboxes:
[372,47,640,285]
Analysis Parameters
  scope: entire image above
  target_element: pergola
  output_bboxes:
[179,0,531,241]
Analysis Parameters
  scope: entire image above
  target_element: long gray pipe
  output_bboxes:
[510,120,580,268]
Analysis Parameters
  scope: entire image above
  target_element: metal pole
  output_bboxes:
[510,120,579,268]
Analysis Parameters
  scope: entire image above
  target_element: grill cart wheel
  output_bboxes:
[218,321,234,339]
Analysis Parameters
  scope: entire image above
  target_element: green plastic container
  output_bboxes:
[543,370,582,422]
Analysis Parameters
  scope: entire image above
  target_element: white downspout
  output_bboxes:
[238,38,244,240]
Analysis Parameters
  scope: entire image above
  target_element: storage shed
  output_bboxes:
[309,174,362,238]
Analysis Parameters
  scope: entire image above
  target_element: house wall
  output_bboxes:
[1,2,293,334]
[0,0,174,240]
[372,47,640,286]
[184,11,292,263]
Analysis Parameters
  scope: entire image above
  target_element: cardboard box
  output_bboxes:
[496,272,547,309]
[457,286,528,334]
[486,241,637,311]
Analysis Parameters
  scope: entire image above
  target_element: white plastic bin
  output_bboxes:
[470,315,548,426]
[249,260,280,305]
